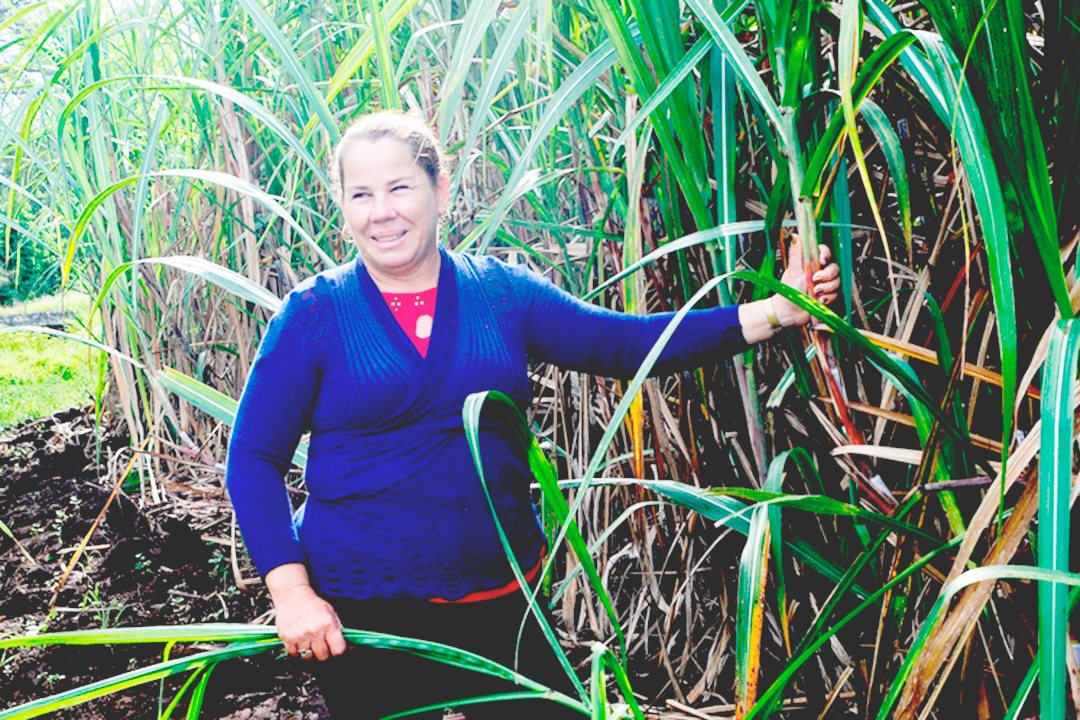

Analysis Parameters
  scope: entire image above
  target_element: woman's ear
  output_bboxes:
[436,171,451,216]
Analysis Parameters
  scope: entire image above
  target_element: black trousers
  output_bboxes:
[310,592,583,719]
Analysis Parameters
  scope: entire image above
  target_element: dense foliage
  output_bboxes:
[2,0,1079,717]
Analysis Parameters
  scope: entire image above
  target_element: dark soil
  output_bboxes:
[0,406,327,719]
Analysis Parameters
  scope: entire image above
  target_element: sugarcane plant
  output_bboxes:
[2,0,1079,716]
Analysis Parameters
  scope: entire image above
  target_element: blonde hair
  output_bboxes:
[329,111,444,203]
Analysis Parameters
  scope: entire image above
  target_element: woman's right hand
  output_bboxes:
[265,563,347,661]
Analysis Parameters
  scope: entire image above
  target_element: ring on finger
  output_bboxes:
[299,648,313,659]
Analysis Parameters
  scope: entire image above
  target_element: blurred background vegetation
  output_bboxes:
[0,292,94,428]
[2,0,1079,717]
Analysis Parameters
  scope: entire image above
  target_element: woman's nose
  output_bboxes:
[371,192,397,220]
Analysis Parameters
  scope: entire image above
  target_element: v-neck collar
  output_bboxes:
[355,247,458,373]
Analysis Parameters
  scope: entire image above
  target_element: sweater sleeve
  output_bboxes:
[502,262,749,380]
[225,284,322,578]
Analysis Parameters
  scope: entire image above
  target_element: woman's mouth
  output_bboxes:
[371,230,407,244]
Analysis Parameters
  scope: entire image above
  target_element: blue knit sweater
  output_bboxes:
[226,248,748,600]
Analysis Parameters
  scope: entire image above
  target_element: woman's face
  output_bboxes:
[339,136,449,287]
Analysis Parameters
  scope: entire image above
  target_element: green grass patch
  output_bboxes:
[0,292,97,431]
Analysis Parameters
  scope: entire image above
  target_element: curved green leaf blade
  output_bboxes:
[858,97,911,254]
[56,74,329,188]
[476,36,628,252]
[437,0,503,146]
[744,536,964,719]
[1037,319,1080,720]
[802,31,918,198]
[323,0,419,106]
[68,170,335,269]
[448,0,533,207]
[684,0,787,147]
[0,640,278,720]
[365,0,399,110]
[0,625,588,719]
[462,391,591,698]
[235,0,338,141]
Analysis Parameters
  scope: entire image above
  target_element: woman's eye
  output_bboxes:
[352,192,369,200]
[392,185,409,193]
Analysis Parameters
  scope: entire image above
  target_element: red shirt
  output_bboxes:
[380,287,438,357]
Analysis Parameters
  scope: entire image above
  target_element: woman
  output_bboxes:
[226,111,840,719]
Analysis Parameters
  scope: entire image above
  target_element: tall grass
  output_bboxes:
[2,0,1079,717]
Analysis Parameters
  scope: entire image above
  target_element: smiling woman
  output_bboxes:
[223,111,840,719]
[332,115,450,292]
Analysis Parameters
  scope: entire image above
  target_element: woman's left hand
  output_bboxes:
[773,237,842,327]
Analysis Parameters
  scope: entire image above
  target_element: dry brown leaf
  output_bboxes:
[894,470,1040,718]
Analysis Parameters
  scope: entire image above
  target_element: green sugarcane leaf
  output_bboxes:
[613,36,713,149]
[448,0,534,206]
[156,368,309,468]
[462,391,591,698]
[0,626,588,719]
[130,104,168,269]
[322,0,418,107]
[56,74,329,189]
[779,0,813,107]
[912,30,1016,474]
[765,448,819,618]
[461,169,575,253]
[0,170,43,207]
[735,271,989,474]
[685,0,787,148]
[951,0,1068,319]
[735,482,770,710]
[863,4,1020,475]
[858,97,911,255]
[709,489,937,542]
[541,270,911,659]
[1004,586,1080,720]
[437,0,504,145]
[862,0,949,118]
[1037,319,1080,720]
[542,272,747,631]
[159,664,208,720]
[624,0,709,180]
[0,640,278,719]
[802,31,918,199]
[838,0,894,265]
[0,325,143,369]
[829,146,854,320]
[476,35,629,252]
[879,357,967,534]
[594,643,646,720]
[68,170,335,269]
[584,219,881,303]
[711,38,739,294]
[185,661,215,720]
[590,645,606,720]
[550,501,663,603]
[584,221,767,301]
[235,0,338,141]
[364,0,399,110]
[623,480,871,598]
[92,256,283,323]
[584,2,710,229]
